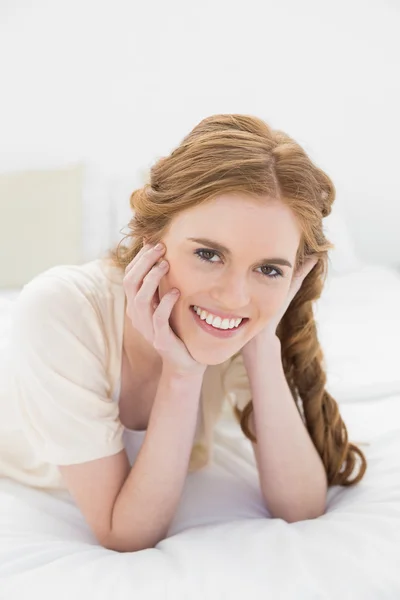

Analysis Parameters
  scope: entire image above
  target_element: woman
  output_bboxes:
[0,114,367,553]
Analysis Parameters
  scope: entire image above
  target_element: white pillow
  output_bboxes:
[0,164,84,288]
[315,264,400,403]
[0,163,111,289]
[323,205,363,275]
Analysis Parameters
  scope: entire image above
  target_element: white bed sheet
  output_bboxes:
[0,400,399,599]
[1,268,400,599]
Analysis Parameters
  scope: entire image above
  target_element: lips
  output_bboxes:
[189,306,249,338]
[190,304,249,331]
[191,305,246,323]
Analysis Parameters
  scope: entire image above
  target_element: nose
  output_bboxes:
[210,270,251,312]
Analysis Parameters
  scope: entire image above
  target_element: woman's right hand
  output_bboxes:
[123,243,207,378]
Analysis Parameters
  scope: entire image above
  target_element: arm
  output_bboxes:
[244,337,328,523]
[108,367,203,550]
[59,367,203,552]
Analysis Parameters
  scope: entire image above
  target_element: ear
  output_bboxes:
[305,257,319,275]
[291,257,318,288]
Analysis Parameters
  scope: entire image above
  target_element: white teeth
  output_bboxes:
[192,306,243,330]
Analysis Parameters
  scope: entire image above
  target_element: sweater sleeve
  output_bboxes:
[10,271,124,465]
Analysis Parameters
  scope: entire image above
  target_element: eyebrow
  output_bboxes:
[187,237,293,268]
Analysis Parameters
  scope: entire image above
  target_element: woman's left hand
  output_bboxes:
[242,257,318,360]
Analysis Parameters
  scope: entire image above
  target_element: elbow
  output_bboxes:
[101,534,157,553]
[270,506,325,524]
[268,494,327,524]
[282,507,325,524]
[98,530,129,553]
[100,527,166,553]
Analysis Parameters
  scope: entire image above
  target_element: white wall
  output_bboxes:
[1,0,399,267]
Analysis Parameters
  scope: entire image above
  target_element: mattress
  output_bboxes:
[0,266,399,599]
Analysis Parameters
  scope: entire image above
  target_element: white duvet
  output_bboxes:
[1,266,400,599]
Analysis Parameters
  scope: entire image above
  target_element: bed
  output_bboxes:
[1,260,400,599]
[1,164,399,597]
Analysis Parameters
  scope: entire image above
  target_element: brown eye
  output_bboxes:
[259,265,282,279]
[194,249,220,263]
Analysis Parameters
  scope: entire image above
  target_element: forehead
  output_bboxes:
[167,194,302,252]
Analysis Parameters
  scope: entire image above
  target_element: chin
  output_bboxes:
[184,340,240,367]
[170,309,246,366]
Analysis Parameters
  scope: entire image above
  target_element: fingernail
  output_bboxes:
[155,242,164,251]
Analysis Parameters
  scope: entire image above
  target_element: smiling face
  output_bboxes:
[157,193,302,365]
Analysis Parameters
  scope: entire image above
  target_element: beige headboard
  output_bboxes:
[0,163,84,289]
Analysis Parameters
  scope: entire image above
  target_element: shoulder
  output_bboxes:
[18,258,122,303]
[15,258,124,325]
[12,259,125,357]
[8,260,126,466]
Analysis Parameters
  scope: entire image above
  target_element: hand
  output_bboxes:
[242,257,318,362]
[123,243,207,378]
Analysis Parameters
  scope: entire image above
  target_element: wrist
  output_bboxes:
[242,335,282,372]
[161,364,205,385]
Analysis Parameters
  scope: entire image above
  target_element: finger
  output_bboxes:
[153,288,179,322]
[124,243,166,276]
[152,289,180,350]
[124,244,157,276]
[123,246,166,294]
[123,244,149,275]
[134,259,169,309]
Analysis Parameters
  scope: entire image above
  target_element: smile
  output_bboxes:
[192,305,244,329]
[190,305,249,339]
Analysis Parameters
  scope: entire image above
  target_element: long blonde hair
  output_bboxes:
[109,114,367,487]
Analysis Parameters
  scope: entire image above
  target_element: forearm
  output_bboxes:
[245,339,328,522]
[108,367,203,552]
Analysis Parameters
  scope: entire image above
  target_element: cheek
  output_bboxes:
[164,260,198,289]
[260,284,288,318]
[157,260,192,300]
